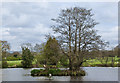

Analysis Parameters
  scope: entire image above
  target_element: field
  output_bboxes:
[6,56,120,68]
[83,57,119,67]
[7,60,22,67]
[7,60,40,67]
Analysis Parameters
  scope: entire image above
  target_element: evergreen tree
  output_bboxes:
[43,37,60,65]
[21,47,34,68]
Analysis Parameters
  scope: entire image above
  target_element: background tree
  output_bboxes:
[35,37,61,68]
[114,44,120,57]
[34,44,43,53]
[1,40,10,68]
[109,48,118,67]
[51,7,108,70]
[1,41,10,58]
[12,52,21,58]
[59,54,69,68]
[43,36,60,66]
[21,47,34,68]
[21,43,33,52]
[34,43,46,67]
[98,50,109,66]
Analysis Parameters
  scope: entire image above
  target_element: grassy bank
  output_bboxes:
[82,57,119,67]
[6,57,120,68]
[7,60,22,67]
[7,60,42,68]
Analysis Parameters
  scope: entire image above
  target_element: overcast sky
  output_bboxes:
[1,2,118,51]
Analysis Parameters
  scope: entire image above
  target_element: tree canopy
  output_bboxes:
[43,37,60,65]
[21,47,34,68]
[51,7,108,70]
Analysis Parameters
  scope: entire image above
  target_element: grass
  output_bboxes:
[7,60,22,67]
[6,56,120,68]
[7,60,43,68]
[82,57,120,67]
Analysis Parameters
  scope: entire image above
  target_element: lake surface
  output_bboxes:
[2,67,118,81]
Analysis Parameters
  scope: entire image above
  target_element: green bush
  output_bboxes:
[48,69,61,75]
[40,71,48,76]
[31,69,45,76]
[40,69,44,71]
[6,56,22,61]
[16,64,23,68]
[31,69,85,76]
[2,61,8,68]
[79,70,86,76]
[60,55,69,67]
[21,48,34,68]
[31,69,40,75]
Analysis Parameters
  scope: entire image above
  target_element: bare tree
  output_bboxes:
[0,40,10,68]
[34,44,43,53]
[51,7,108,70]
[98,50,109,66]
[1,40,10,58]
[21,43,33,52]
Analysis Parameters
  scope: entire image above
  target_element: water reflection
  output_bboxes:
[70,76,83,81]
[2,67,118,81]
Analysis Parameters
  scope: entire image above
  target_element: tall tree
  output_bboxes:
[21,47,34,68]
[21,43,33,52]
[0,40,10,68]
[43,36,60,65]
[1,41,10,58]
[51,7,108,70]
[35,43,46,67]
[34,43,46,54]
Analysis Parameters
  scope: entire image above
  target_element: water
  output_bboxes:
[2,67,118,81]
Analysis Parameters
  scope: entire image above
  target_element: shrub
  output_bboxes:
[16,64,23,68]
[21,48,34,68]
[31,69,85,76]
[40,71,48,76]
[13,54,18,58]
[6,56,22,61]
[40,69,44,71]
[78,70,86,76]
[31,69,40,75]
[2,61,8,68]
[48,69,61,75]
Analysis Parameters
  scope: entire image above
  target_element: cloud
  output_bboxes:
[33,24,53,34]
[3,14,30,27]
[2,2,51,28]
[1,2,118,51]
[2,23,53,51]
[97,26,118,48]
[1,28,16,40]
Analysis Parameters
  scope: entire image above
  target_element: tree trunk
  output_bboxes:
[74,20,78,54]
[78,26,81,53]
[68,17,73,70]
[68,17,71,53]
[69,58,73,70]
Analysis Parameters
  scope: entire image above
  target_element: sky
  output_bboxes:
[1,2,118,51]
